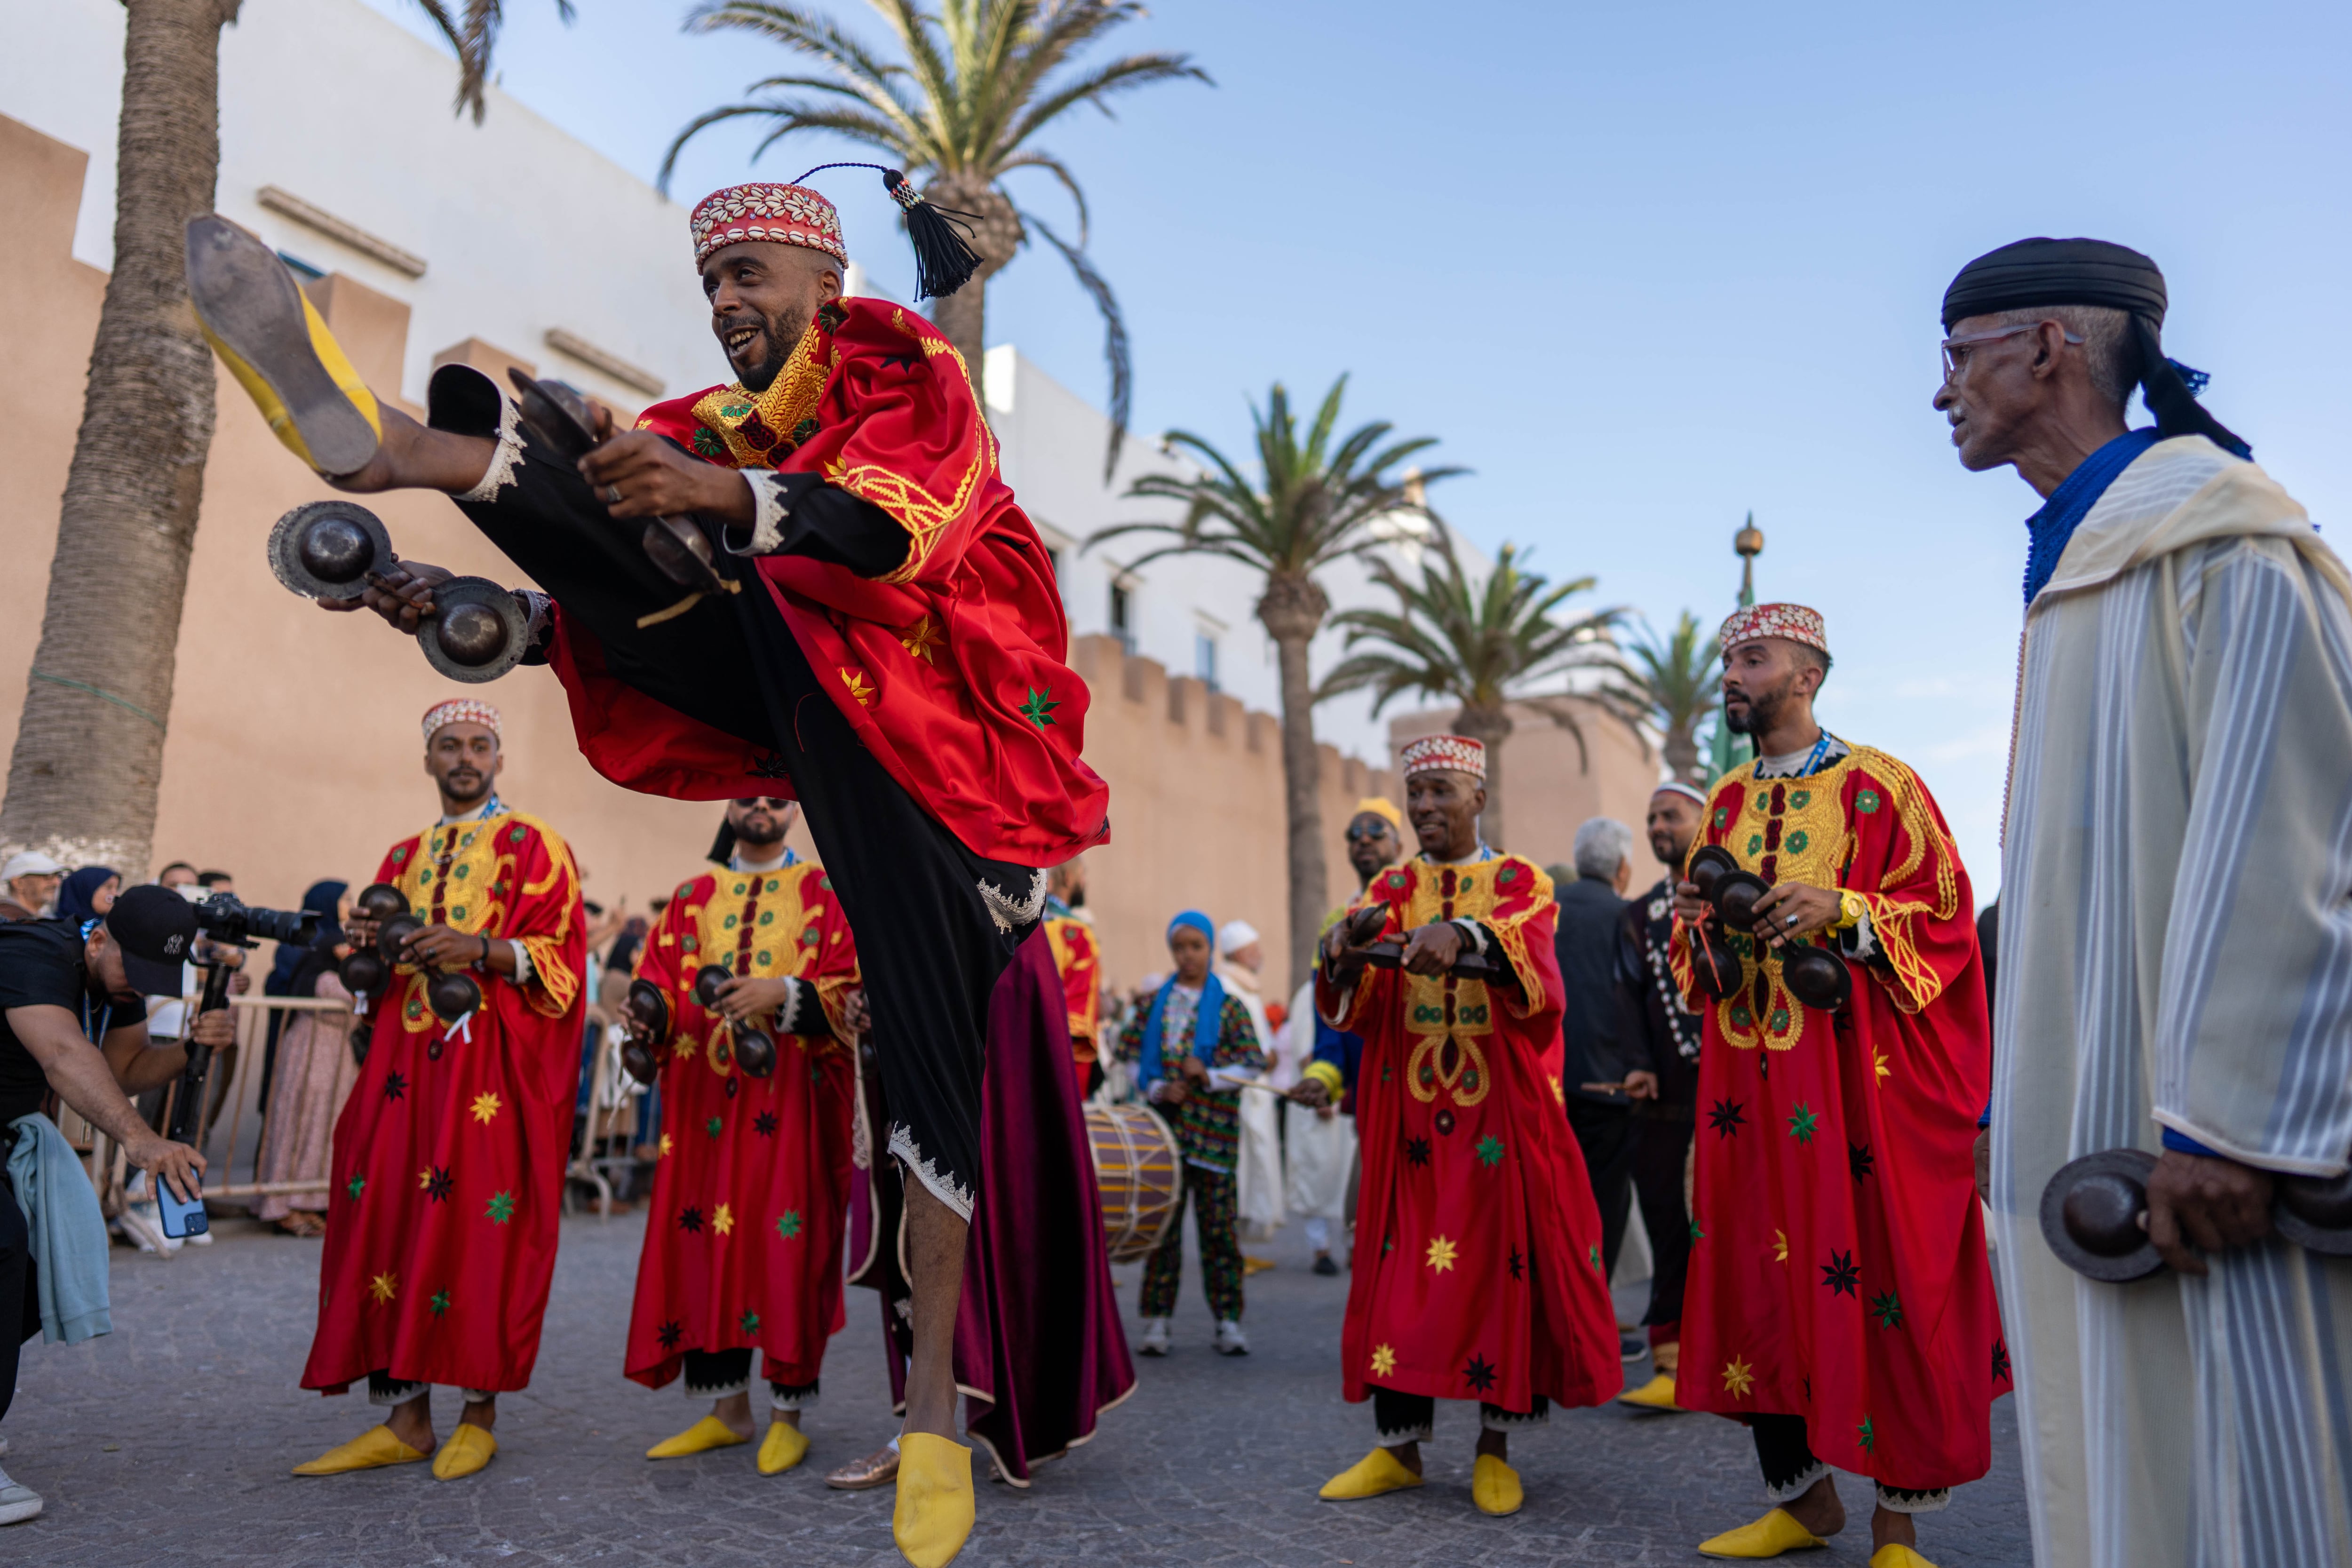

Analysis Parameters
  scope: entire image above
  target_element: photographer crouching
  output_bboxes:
[0,885,225,1525]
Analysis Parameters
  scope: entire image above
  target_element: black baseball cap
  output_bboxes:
[103,884,199,995]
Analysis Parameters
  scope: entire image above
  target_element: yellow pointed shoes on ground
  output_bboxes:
[1470,1453,1523,1516]
[431,1423,497,1480]
[1318,1446,1425,1501]
[1698,1506,1831,1558]
[289,1424,427,1476]
[1870,1547,1941,1568]
[185,214,381,477]
[892,1432,974,1568]
[646,1414,750,1460]
[757,1419,810,1476]
[1617,1371,1685,1411]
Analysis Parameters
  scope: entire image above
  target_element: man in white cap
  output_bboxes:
[1215,919,1284,1251]
[0,852,64,923]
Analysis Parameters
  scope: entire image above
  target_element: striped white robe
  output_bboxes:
[1994,434,2352,1568]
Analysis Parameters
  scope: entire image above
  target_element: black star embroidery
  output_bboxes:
[1462,1354,1498,1394]
[754,1111,779,1138]
[1992,1338,2011,1382]
[1404,1136,1432,1168]
[1708,1099,1747,1138]
[381,1071,407,1102]
[749,751,792,780]
[1507,1248,1524,1281]
[424,1165,454,1203]
[880,351,924,373]
[1848,1141,1875,1181]
[1820,1248,1860,1297]
[657,1319,683,1351]
[679,1205,704,1234]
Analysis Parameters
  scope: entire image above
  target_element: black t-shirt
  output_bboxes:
[0,919,103,1126]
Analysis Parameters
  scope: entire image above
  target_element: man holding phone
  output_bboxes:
[0,882,222,1523]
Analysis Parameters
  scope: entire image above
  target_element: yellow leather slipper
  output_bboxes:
[430,1422,497,1480]
[647,1414,750,1459]
[1618,1372,1685,1411]
[758,1419,810,1475]
[185,215,381,476]
[1318,1447,1425,1501]
[1698,1507,1830,1558]
[1471,1453,1523,1516]
[892,1431,974,1568]
[1870,1547,1940,1568]
[290,1423,427,1475]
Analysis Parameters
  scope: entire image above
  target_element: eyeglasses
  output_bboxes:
[1941,322,2084,382]
[732,796,792,810]
[1344,823,1395,844]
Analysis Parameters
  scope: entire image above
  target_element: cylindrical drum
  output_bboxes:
[1085,1102,1181,1264]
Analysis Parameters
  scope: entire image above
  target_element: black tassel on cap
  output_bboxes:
[707,817,736,866]
[794,163,983,301]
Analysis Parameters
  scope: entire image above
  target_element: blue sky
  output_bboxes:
[358,0,2352,888]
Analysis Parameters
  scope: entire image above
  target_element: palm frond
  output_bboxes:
[1024,215,1129,478]
[408,0,573,124]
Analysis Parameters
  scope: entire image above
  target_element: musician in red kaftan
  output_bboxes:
[1668,605,2002,1567]
[623,797,860,1477]
[1307,736,1621,1520]
[294,701,586,1484]
[1042,860,1104,1093]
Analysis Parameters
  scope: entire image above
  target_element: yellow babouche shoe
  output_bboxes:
[290,1423,427,1476]
[647,1414,751,1460]
[1617,1371,1685,1411]
[1870,1546,1940,1568]
[430,1422,497,1481]
[1471,1452,1523,1516]
[1698,1506,1830,1559]
[757,1418,810,1475]
[185,215,382,476]
[891,1431,974,1568]
[1318,1446,1424,1501]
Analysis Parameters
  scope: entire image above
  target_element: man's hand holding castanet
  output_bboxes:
[401,924,516,976]
[1323,904,1388,979]
[577,431,755,525]
[1672,880,1709,927]
[713,974,793,1025]
[2142,1148,2275,1276]
[1398,921,1466,977]
[1750,881,1843,951]
[840,986,872,1037]
[317,555,453,631]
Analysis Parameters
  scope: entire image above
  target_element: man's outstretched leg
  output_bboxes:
[895,1178,973,1568]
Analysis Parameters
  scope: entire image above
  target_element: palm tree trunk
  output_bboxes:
[0,0,239,871]
[1260,575,1331,990]
[1454,704,1516,852]
[1664,724,1700,786]
[918,173,1022,387]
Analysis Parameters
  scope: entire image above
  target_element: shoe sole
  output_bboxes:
[825,1468,899,1490]
[0,1498,41,1525]
[186,216,379,476]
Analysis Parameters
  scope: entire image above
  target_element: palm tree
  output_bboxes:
[1319,532,1635,854]
[1087,377,1458,988]
[660,0,1209,474]
[1603,612,1721,787]
[0,1,547,871]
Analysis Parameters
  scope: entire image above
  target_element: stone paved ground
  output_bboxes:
[10,1210,2029,1566]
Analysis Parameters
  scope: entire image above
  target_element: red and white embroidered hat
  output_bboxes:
[690,183,849,269]
[1399,734,1487,780]
[421,698,501,742]
[1718,602,1829,659]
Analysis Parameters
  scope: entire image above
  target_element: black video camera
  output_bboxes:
[191,892,317,950]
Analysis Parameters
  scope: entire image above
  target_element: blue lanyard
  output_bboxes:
[1792,731,1837,778]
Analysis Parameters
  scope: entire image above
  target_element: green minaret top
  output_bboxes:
[1708,514,1764,783]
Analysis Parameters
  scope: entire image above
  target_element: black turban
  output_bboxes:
[1942,237,2247,458]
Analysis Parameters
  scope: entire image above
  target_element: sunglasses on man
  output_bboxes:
[1344,822,1395,844]
[733,796,792,810]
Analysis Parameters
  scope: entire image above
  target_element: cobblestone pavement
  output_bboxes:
[10,1210,2029,1566]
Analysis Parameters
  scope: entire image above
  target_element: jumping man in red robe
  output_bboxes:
[1305,734,1622,1518]
[293,700,586,1483]
[1667,605,2004,1568]
[622,795,861,1477]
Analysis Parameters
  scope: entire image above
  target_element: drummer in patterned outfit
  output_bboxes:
[620,795,862,1477]
[1307,735,1622,1518]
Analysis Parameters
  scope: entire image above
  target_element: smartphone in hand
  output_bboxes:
[157,1174,209,1239]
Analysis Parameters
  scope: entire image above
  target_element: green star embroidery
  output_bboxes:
[706,1115,724,1138]
[346,1175,366,1201]
[1787,1103,1820,1145]
[1690,1217,1706,1242]
[1474,1135,1505,1168]
[1869,1289,1905,1329]
[429,1289,451,1319]
[1790,789,1812,809]
[1857,789,1882,814]
[1019,687,1061,729]
[1383,1234,1394,1255]
[1786,830,1809,854]
[739,1309,761,1336]
[776,1210,803,1240]
[1588,1244,1603,1273]
[485,1190,516,1225]
[692,428,726,458]
[1857,1415,1875,1451]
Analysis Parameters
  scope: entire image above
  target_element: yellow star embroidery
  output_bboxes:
[675,1034,698,1061]
[839,668,875,707]
[368,1271,397,1305]
[659,1133,675,1158]
[899,613,943,665]
[1425,1235,1459,1273]
[1773,1229,1789,1263]
[1371,1344,1397,1378]
[1874,1050,1891,1082]
[714,1203,735,1236]
[469,1091,502,1126]
[1722,1356,1756,1398]
[418,1167,433,1190]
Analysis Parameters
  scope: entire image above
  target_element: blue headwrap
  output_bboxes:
[1138,912,1224,1091]
[56,866,119,929]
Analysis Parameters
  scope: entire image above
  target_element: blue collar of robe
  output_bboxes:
[1138,973,1224,1090]
[2022,427,2162,604]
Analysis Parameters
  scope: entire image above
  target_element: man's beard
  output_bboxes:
[733,306,806,393]
[440,767,489,803]
[1649,829,1692,869]
[1723,677,1790,737]
[734,812,787,848]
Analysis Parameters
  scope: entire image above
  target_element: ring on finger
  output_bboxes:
[1785,914,1800,927]
[605,483,625,505]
